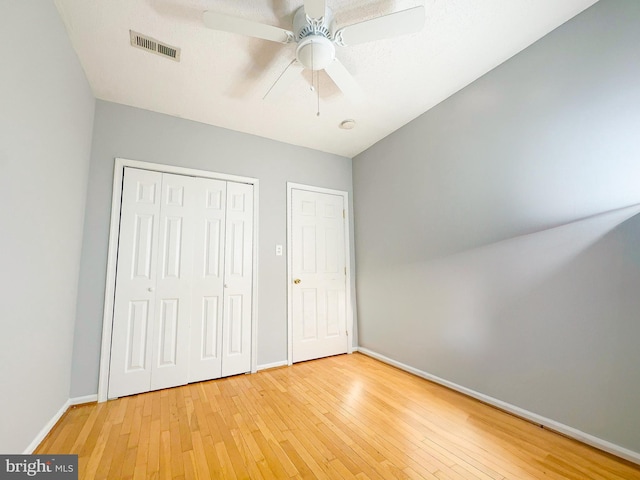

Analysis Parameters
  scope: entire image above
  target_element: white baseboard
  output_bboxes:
[257,360,288,371]
[70,394,98,406]
[357,347,640,466]
[260,350,357,371]
[23,394,99,454]
[23,399,71,454]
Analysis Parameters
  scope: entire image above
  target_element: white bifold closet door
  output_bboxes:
[108,167,253,399]
[189,177,253,382]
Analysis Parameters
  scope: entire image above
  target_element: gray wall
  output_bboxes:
[353,0,640,454]
[0,1,95,452]
[70,100,354,397]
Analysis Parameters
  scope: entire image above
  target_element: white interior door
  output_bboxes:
[291,189,348,363]
[222,182,253,376]
[109,168,162,398]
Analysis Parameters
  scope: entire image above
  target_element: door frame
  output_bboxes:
[98,158,260,402]
[286,182,354,366]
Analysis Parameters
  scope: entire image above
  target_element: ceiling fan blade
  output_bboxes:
[203,11,293,44]
[324,58,364,102]
[304,0,326,19]
[335,6,425,46]
[263,60,305,100]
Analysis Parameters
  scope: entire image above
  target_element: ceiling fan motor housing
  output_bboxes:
[293,6,337,70]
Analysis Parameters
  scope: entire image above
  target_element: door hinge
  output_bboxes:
[343,209,345,219]
[344,267,347,275]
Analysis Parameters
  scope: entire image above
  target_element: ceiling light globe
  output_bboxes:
[296,35,335,70]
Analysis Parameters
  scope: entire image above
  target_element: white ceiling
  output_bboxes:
[54,0,598,158]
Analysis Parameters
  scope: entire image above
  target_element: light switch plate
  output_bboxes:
[275,244,283,256]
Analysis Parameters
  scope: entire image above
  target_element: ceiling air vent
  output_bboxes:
[129,30,181,62]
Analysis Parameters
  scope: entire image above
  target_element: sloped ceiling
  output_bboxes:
[54,0,598,157]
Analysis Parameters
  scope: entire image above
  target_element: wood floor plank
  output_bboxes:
[35,353,640,480]
[169,420,185,478]
[181,450,197,480]
[146,418,161,478]
[119,445,138,480]
[252,428,297,479]
[78,405,111,477]
[106,431,130,480]
[64,405,100,453]
[94,418,122,480]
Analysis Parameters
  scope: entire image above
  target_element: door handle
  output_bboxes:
[293,279,301,284]
[148,287,154,292]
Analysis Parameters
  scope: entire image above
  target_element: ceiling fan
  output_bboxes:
[203,0,425,101]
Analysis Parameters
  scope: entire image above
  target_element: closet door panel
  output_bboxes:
[189,178,227,383]
[109,168,162,398]
[150,173,195,391]
[222,182,253,377]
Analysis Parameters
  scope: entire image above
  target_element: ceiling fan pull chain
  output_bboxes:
[262,59,296,100]
[317,70,320,116]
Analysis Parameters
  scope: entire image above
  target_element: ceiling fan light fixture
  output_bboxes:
[296,35,335,70]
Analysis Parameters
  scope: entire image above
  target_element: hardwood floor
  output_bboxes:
[37,353,640,479]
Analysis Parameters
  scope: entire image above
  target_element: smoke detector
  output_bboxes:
[339,119,356,130]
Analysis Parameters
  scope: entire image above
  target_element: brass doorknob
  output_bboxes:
[293,278,301,284]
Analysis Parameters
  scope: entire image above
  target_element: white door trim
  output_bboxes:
[286,182,353,366]
[98,158,260,402]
